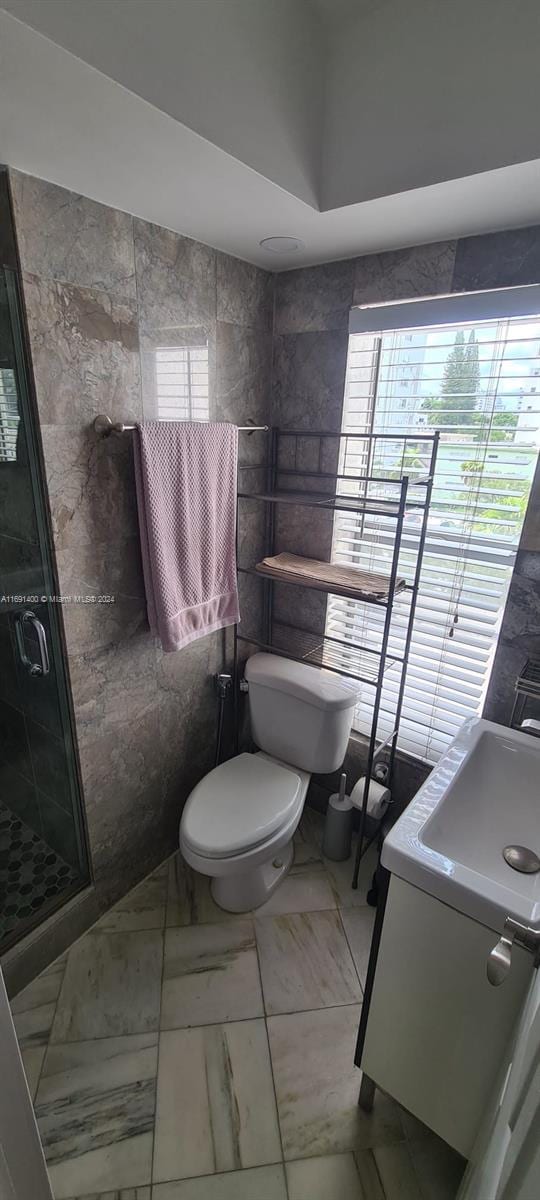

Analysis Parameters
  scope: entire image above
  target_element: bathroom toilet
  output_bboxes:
[179,653,357,911]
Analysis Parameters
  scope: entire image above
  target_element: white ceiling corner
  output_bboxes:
[1,0,539,271]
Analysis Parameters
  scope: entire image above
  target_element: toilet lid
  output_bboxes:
[181,752,302,859]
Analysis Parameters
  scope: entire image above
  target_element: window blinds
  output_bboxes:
[155,344,209,422]
[0,368,18,461]
[326,315,540,763]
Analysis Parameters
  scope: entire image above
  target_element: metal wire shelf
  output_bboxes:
[238,621,402,686]
[233,425,439,893]
[238,488,429,517]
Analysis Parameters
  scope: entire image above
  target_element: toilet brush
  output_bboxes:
[322,772,353,861]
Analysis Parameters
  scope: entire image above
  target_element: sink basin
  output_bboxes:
[382,718,540,931]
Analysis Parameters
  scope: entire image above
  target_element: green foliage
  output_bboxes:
[422,330,481,427]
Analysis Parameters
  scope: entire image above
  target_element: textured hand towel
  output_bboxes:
[256,552,405,601]
[134,422,240,652]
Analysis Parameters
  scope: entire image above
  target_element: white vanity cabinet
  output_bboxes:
[360,874,532,1158]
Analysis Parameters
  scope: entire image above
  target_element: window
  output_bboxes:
[326,300,540,764]
[0,367,19,461]
[155,344,209,422]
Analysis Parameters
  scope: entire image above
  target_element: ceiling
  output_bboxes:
[1,0,539,271]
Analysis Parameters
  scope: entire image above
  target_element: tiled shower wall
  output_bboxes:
[4,170,270,988]
[271,230,540,803]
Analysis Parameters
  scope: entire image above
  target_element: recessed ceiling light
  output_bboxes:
[259,236,305,254]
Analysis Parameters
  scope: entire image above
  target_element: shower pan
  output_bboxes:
[0,189,90,953]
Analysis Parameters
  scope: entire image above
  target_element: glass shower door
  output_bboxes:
[0,267,89,952]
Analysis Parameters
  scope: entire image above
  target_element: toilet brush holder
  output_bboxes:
[322,773,353,861]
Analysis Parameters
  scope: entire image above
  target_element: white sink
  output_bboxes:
[382,718,540,931]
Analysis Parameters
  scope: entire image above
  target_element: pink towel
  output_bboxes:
[134,422,240,652]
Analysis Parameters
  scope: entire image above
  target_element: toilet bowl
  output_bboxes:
[179,653,358,912]
[181,751,310,910]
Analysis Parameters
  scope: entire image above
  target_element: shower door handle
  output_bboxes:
[15,610,50,677]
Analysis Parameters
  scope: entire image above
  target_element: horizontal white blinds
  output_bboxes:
[327,316,540,763]
[155,344,209,422]
[0,367,18,462]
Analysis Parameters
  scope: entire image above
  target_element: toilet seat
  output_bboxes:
[180,752,303,860]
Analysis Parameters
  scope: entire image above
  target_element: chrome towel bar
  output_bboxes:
[93,414,269,436]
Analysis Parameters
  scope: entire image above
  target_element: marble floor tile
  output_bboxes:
[96,863,168,933]
[373,1143,423,1200]
[340,907,376,988]
[161,920,263,1028]
[11,954,66,1048]
[267,1005,402,1160]
[153,1164,287,1200]
[255,909,361,1014]
[324,842,379,909]
[153,1020,281,1182]
[51,930,163,1042]
[166,856,243,927]
[407,1133,465,1200]
[35,1033,158,1200]
[292,809,325,869]
[254,870,336,917]
[286,1152,372,1200]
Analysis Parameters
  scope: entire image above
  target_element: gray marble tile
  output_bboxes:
[11,954,66,1048]
[35,1033,157,1200]
[237,498,266,571]
[153,1020,281,1182]
[340,907,376,988]
[166,856,245,927]
[272,330,349,432]
[452,225,540,292]
[286,1153,372,1200]
[407,1134,465,1200]
[23,273,141,427]
[275,260,356,333]
[216,252,273,329]
[10,172,136,299]
[157,649,218,818]
[40,426,140,550]
[51,930,163,1042]
[255,909,361,1014]
[153,1165,287,1200]
[54,537,147,655]
[66,1191,151,1200]
[519,457,540,551]
[267,1005,402,1159]
[134,217,216,334]
[484,567,540,723]
[354,241,457,306]
[68,637,166,890]
[161,920,263,1028]
[96,863,168,933]
[254,870,336,917]
[373,1143,423,1200]
[21,1045,46,1100]
[216,322,271,464]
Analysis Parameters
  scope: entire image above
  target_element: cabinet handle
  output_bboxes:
[15,610,50,677]
[487,917,540,986]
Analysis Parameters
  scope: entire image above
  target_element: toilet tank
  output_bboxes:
[244,653,358,773]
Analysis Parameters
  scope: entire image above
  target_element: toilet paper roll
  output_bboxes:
[350,776,390,821]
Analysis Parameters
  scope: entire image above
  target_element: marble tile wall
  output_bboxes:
[6,170,271,986]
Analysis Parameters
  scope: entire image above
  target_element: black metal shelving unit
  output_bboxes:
[233,427,439,890]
